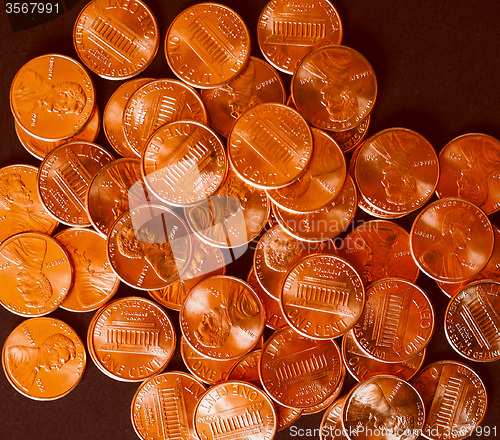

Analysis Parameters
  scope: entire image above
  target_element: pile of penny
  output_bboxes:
[1,0,498,439]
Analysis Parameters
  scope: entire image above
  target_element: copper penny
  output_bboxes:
[74,0,159,80]
[180,275,265,360]
[302,365,345,415]
[272,174,357,242]
[257,0,343,75]
[184,168,270,248]
[89,296,176,382]
[320,396,348,440]
[267,128,346,213]
[343,329,425,382]
[142,120,227,207]
[228,103,313,189]
[10,54,95,140]
[201,56,286,137]
[259,326,343,408]
[37,141,114,226]
[410,198,494,283]
[292,45,377,132]
[0,232,72,317]
[54,228,119,312]
[352,278,435,363]
[339,220,420,287]
[103,78,153,158]
[194,380,277,440]
[412,360,488,440]
[123,79,208,157]
[15,105,100,160]
[2,317,85,400]
[131,370,207,440]
[107,204,192,290]
[436,133,500,214]
[0,164,58,243]
[165,3,251,88]
[343,375,425,440]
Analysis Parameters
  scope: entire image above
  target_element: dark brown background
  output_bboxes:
[0,1,499,439]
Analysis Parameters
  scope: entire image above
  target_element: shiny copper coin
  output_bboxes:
[343,329,425,382]
[37,141,114,226]
[103,78,153,158]
[436,133,500,214]
[339,220,419,287]
[272,174,357,242]
[180,275,265,360]
[320,396,348,440]
[165,3,251,88]
[268,128,346,213]
[343,375,425,440]
[444,280,500,362]
[259,326,343,408]
[201,57,286,137]
[302,364,345,415]
[228,103,313,189]
[352,278,435,363]
[0,164,58,243]
[15,105,100,160]
[74,0,159,80]
[292,45,376,132]
[257,0,343,75]
[412,360,488,440]
[194,380,277,440]
[2,317,85,400]
[131,371,207,440]
[123,79,208,156]
[89,296,176,382]
[142,120,227,207]
[54,228,119,312]
[0,232,72,317]
[10,54,95,141]
[107,204,192,290]
[149,236,226,311]
[184,168,269,248]
[410,198,494,283]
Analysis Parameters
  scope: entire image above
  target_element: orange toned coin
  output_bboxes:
[201,57,286,137]
[342,329,425,382]
[0,164,58,243]
[10,54,95,141]
[180,275,265,361]
[412,361,488,440]
[194,380,277,440]
[268,128,346,213]
[131,371,207,440]
[123,79,208,157]
[2,317,85,400]
[410,198,494,283]
[292,45,376,132]
[0,232,72,317]
[89,296,176,382]
[303,372,345,415]
[107,204,192,290]
[184,168,269,248]
[436,133,500,214]
[281,254,365,339]
[272,174,357,242]
[15,105,100,160]
[142,120,227,207]
[103,78,153,158]
[320,396,348,440]
[228,103,313,189]
[257,0,343,75]
[339,220,419,286]
[74,0,159,80]
[37,141,114,226]
[165,3,251,88]
[343,375,425,440]
[54,228,119,312]
[259,326,343,408]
